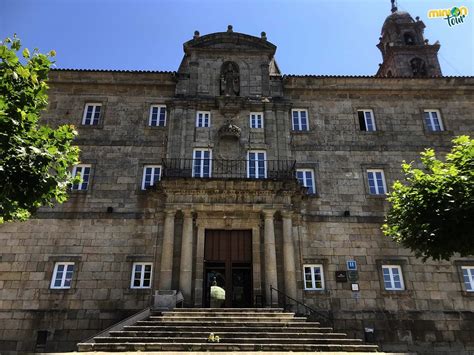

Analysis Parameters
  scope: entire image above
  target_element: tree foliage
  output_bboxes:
[0,35,79,223]
[383,136,474,261]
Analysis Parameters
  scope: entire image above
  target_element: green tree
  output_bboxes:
[0,35,79,223]
[383,136,474,261]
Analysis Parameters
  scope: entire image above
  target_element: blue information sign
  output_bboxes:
[347,260,357,270]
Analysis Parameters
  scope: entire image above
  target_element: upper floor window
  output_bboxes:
[358,109,376,132]
[142,165,161,190]
[296,169,316,194]
[193,149,212,178]
[367,169,386,195]
[196,111,211,128]
[82,103,101,125]
[250,112,264,129]
[292,109,309,131]
[424,110,444,132]
[149,105,166,127]
[382,265,405,290]
[247,151,267,179]
[72,164,91,191]
[461,266,474,292]
[303,264,325,290]
[130,262,152,289]
[50,262,75,289]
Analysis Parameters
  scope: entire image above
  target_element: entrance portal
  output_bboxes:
[204,230,252,307]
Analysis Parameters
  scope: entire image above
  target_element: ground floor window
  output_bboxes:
[50,262,75,289]
[131,262,153,288]
[303,264,324,290]
[461,266,474,292]
[382,265,405,290]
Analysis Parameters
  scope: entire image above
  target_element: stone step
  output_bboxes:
[164,308,285,313]
[78,342,380,352]
[93,336,365,345]
[136,320,317,327]
[147,316,306,323]
[159,311,295,318]
[110,330,348,338]
[123,325,334,333]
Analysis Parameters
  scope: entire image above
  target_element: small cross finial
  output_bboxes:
[391,0,398,13]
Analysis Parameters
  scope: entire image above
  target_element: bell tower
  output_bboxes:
[376,0,442,77]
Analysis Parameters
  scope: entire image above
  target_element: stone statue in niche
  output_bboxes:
[220,62,240,96]
[410,57,427,77]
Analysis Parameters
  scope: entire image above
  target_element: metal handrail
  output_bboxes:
[162,158,296,180]
[270,285,333,326]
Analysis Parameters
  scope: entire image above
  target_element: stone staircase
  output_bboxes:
[78,308,379,352]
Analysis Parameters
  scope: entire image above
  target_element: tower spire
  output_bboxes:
[391,0,397,13]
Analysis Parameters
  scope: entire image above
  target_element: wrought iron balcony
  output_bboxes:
[162,158,296,180]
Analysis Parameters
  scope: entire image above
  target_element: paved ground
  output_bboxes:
[36,352,416,355]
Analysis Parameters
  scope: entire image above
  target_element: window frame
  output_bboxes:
[141,165,162,190]
[303,264,325,291]
[381,264,405,291]
[461,266,474,292]
[149,105,167,127]
[291,109,309,131]
[357,109,377,132]
[296,168,316,195]
[423,109,444,132]
[196,111,211,128]
[366,169,387,195]
[50,262,75,289]
[249,112,264,129]
[192,148,212,178]
[130,262,153,289]
[71,164,92,191]
[247,150,267,179]
[82,103,102,126]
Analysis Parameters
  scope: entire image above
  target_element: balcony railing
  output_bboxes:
[162,158,296,180]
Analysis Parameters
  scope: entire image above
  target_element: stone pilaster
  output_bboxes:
[282,211,297,300]
[263,209,278,306]
[179,209,194,304]
[158,209,176,290]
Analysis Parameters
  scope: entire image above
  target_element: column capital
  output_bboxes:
[164,209,177,217]
[181,208,194,218]
[281,210,293,219]
[262,209,276,219]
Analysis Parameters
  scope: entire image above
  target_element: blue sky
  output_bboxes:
[1,0,472,76]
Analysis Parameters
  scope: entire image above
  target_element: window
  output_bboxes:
[50,262,75,289]
[358,110,376,132]
[382,265,405,290]
[303,264,325,290]
[247,151,267,179]
[250,112,263,129]
[131,262,152,289]
[82,103,101,125]
[141,165,161,190]
[461,267,474,292]
[367,169,386,195]
[292,109,309,131]
[72,164,91,191]
[196,111,210,128]
[193,149,212,178]
[296,169,316,194]
[149,105,166,127]
[424,110,444,132]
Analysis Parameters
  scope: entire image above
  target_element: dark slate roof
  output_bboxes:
[52,68,175,74]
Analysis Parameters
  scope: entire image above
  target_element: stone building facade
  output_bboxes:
[0,5,473,355]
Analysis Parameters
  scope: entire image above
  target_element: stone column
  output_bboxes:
[158,209,176,290]
[179,209,193,304]
[282,211,297,300]
[263,209,278,306]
